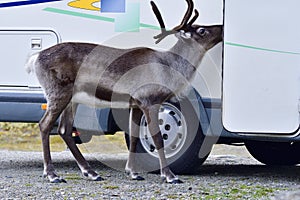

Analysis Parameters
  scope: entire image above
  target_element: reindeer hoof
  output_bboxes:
[169,179,183,184]
[83,171,103,181]
[162,177,184,184]
[93,176,104,181]
[132,175,145,181]
[50,177,67,183]
[127,172,145,181]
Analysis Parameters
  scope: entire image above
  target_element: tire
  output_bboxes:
[125,98,211,174]
[245,141,300,166]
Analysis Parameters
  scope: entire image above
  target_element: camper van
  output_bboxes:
[1,0,299,173]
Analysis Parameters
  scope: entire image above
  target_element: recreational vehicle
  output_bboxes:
[0,0,299,173]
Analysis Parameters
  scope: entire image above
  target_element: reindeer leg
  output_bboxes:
[144,105,183,184]
[58,103,103,181]
[125,108,145,181]
[39,105,67,183]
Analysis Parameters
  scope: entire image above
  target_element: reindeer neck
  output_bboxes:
[169,39,205,68]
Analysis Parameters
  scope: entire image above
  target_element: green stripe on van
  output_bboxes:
[225,42,300,55]
[44,7,115,22]
[43,7,160,30]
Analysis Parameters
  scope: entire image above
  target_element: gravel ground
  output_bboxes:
[0,145,300,199]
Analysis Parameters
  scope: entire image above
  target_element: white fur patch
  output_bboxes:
[72,92,130,109]
[25,53,39,74]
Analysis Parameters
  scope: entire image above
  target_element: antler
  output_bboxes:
[151,0,199,44]
[150,1,169,44]
[187,9,199,26]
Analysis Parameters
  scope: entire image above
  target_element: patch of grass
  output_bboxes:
[103,185,119,190]
[0,122,127,153]
[252,186,277,199]
[166,194,180,199]
[0,122,41,151]
[50,186,61,191]
[65,173,81,180]
[0,122,66,151]
[80,132,128,153]
[200,183,283,200]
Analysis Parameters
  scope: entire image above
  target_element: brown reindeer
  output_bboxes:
[25,0,222,183]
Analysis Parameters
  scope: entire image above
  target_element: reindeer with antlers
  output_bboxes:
[25,0,222,184]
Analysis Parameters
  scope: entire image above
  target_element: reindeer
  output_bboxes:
[25,0,222,184]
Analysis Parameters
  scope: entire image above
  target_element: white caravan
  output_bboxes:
[0,0,299,173]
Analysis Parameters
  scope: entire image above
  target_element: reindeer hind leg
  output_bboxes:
[39,101,69,183]
[58,103,103,181]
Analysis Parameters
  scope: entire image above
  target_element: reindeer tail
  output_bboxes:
[25,53,39,74]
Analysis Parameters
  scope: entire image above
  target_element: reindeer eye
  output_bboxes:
[197,28,206,36]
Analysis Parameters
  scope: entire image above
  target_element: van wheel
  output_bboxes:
[125,99,211,174]
[245,141,300,166]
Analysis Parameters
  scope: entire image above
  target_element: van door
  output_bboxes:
[0,30,59,87]
[223,0,300,134]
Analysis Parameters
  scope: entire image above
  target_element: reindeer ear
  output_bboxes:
[180,30,192,39]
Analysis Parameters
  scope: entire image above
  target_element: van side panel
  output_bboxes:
[223,0,300,134]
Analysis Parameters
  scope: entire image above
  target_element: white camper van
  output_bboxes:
[1,0,299,173]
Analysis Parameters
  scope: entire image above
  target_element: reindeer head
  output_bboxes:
[151,0,223,50]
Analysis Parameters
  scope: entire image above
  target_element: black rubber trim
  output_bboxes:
[0,92,46,103]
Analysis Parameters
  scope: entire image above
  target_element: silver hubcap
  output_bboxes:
[139,103,187,158]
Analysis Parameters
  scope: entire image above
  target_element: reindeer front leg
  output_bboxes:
[143,105,183,184]
[126,108,145,181]
[58,103,103,181]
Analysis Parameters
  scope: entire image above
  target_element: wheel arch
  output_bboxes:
[184,89,218,158]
